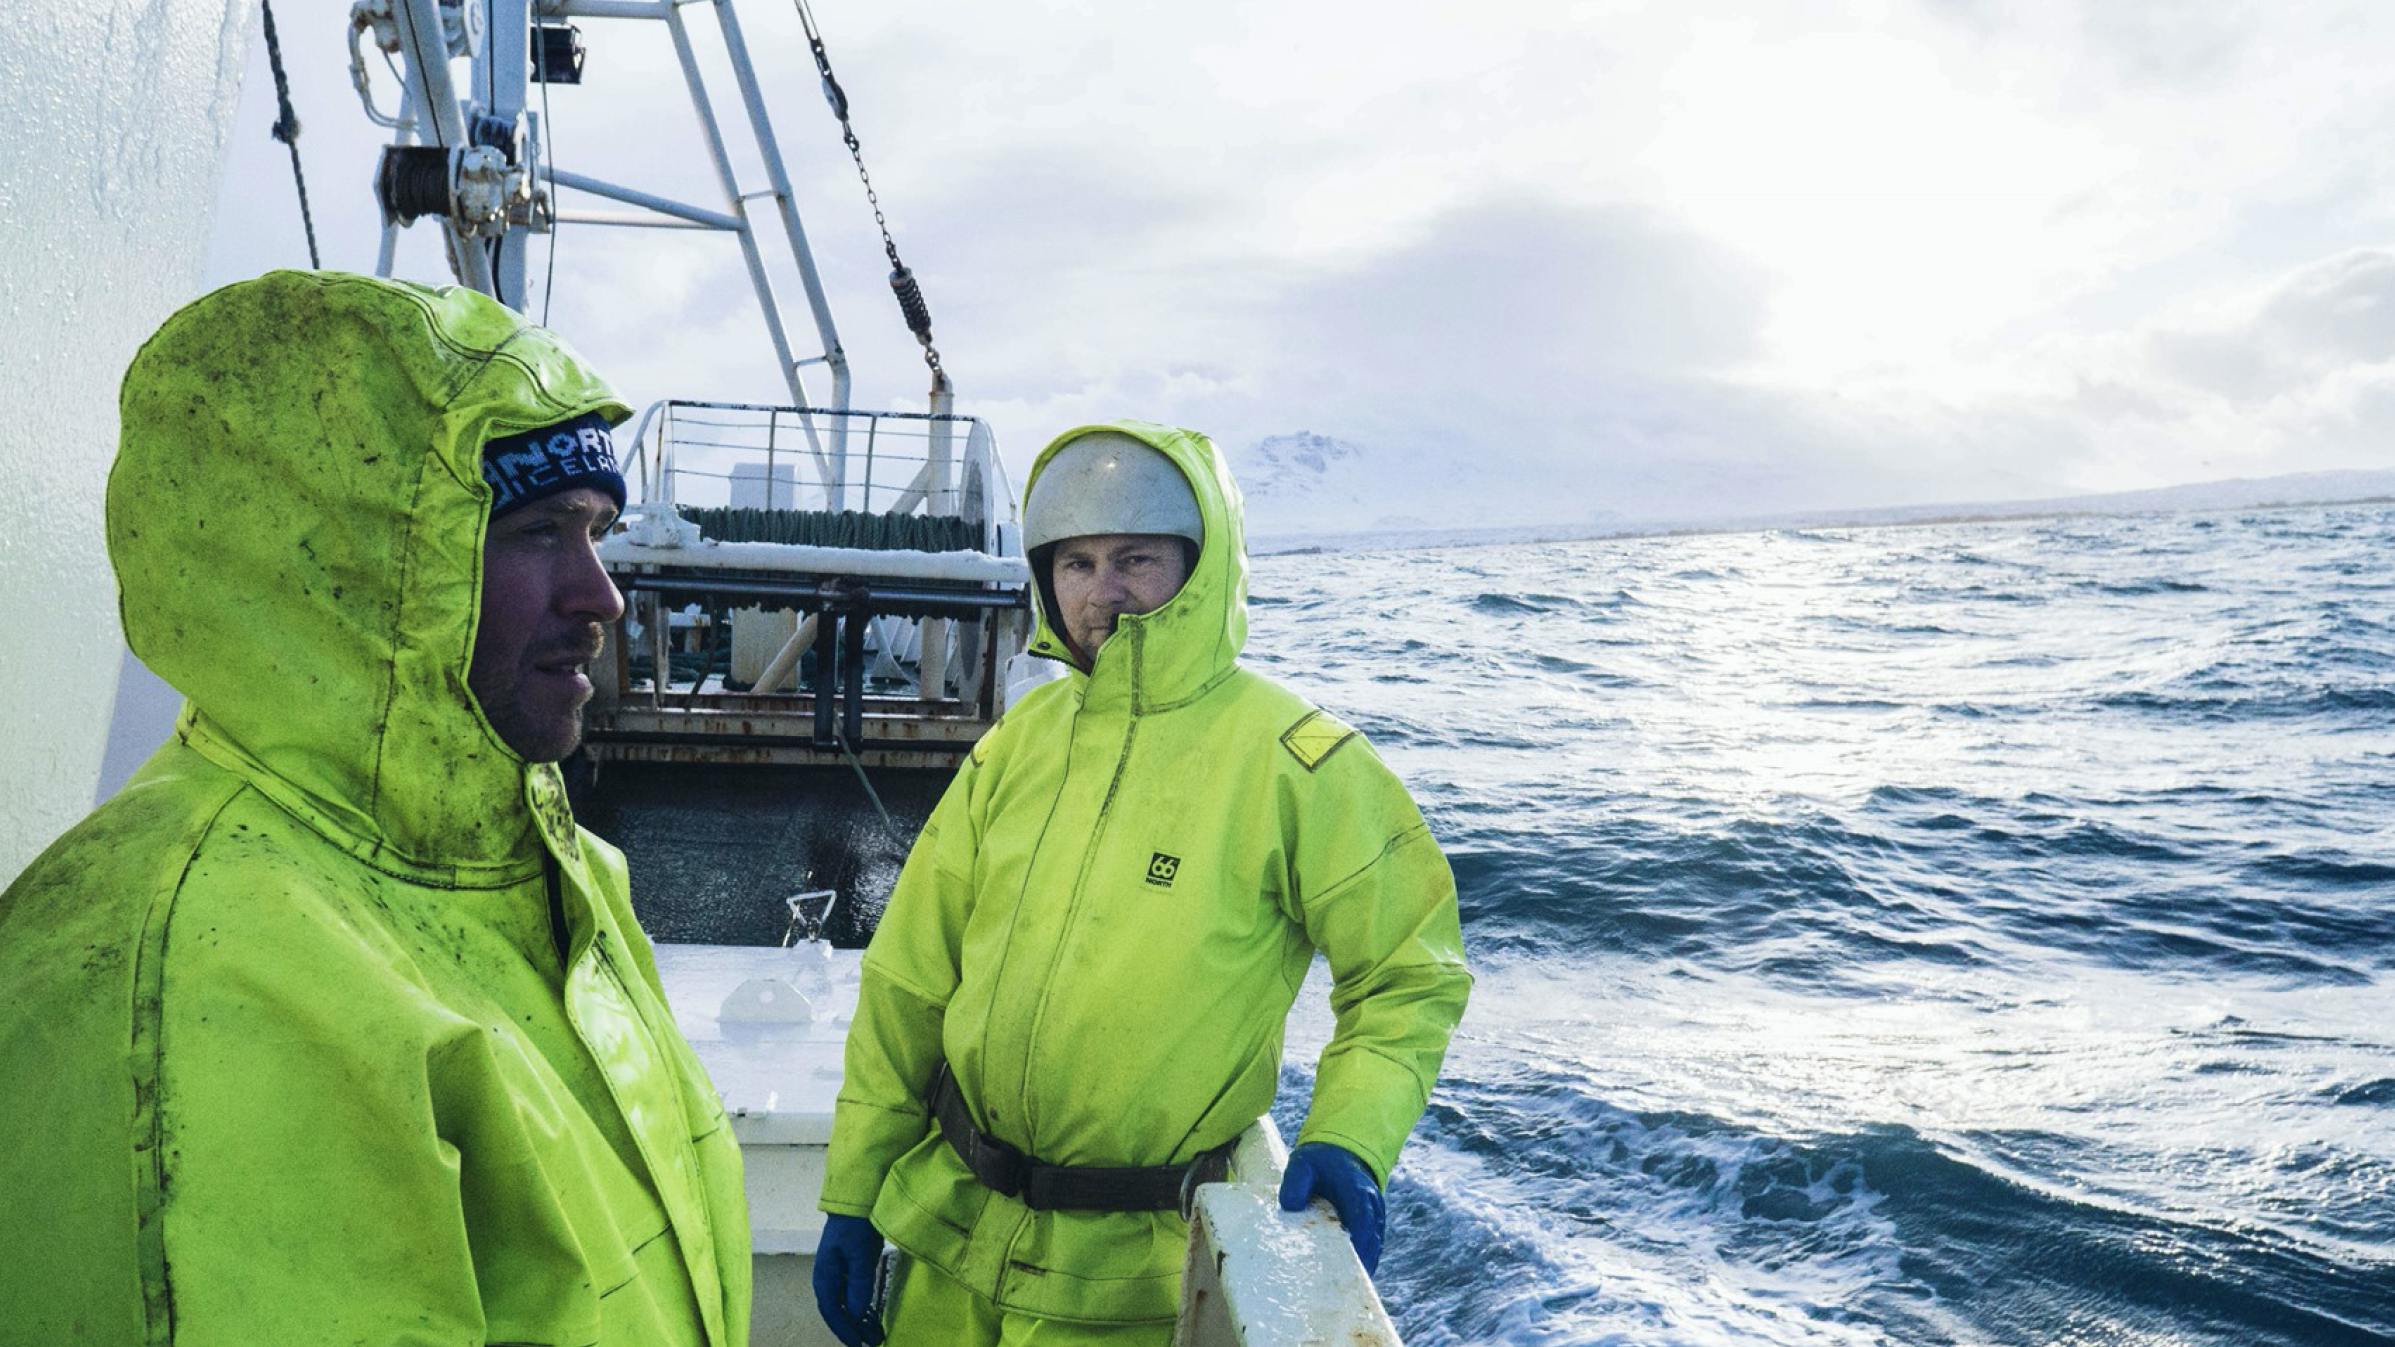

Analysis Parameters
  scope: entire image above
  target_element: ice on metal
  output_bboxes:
[1177,1119,1401,1346]
[603,526,1030,584]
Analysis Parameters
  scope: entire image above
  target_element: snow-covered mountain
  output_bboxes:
[1229,430,1609,542]
[1229,431,1388,535]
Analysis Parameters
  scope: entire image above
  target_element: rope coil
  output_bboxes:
[376,146,453,224]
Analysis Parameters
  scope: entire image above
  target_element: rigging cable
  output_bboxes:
[793,0,948,387]
[260,0,322,269]
[538,34,560,325]
[484,0,505,295]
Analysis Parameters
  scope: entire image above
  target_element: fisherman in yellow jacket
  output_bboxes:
[813,421,1474,1344]
[0,272,750,1346]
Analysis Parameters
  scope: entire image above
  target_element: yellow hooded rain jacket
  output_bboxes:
[819,420,1473,1325]
[0,272,751,1347]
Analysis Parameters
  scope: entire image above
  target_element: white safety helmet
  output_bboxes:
[1024,431,1203,553]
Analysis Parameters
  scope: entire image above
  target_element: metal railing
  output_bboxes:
[619,399,1015,555]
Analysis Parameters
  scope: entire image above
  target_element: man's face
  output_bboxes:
[468,486,625,761]
[1050,532,1192,665]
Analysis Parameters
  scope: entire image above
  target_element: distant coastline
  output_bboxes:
[1249,469,2395,557]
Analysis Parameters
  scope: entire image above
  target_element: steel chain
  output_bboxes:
[797,3,946,381]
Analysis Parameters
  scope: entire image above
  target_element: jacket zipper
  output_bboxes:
[1015,625,1145,1148]
[993,627,1145,1297]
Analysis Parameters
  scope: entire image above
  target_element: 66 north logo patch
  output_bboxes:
[1145,852,1182,888]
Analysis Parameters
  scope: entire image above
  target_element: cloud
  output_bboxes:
[1929,246,2395,491]
[2250,250,2395,369]
[1283,197,1769,386]
[2137,249,2395,410]
[199,0,2395,524]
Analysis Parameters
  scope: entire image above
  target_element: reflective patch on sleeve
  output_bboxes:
[1279,708,1358,772]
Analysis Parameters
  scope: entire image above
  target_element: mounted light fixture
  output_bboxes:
[533,22,585,85]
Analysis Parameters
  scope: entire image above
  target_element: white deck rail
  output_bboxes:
[1176,1120,1403,1347]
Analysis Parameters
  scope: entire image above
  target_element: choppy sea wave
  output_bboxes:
[602,502,2394,1343]
[1256,504,2395,1345]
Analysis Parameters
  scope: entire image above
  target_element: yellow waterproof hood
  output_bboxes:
[1022,420,1248,707]
[109,270,630,881]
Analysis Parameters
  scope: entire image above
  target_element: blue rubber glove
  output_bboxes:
[1278,1141,1386,1274]
[812,1213,886,1347]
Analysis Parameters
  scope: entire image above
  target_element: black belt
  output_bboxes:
[929,1063,1234,1213]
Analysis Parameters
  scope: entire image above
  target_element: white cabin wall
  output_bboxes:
[0,0,256,882]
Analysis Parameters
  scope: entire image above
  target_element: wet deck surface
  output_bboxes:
[573,760,953,947]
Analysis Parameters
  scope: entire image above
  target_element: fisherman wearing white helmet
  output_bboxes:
[813,420,1473,1345]
[1022,427,1208,669]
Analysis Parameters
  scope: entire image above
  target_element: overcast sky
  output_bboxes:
[207,0,2395,522]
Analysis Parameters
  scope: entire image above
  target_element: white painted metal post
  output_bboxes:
[753,615,820,695]
[927,391,957,515]
[710,0,854,501]
[484,0,532,308]
[662,5,806,409]
[916,389,959,700]
[392,0,495,294]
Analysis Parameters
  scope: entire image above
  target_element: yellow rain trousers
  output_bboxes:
[820,420,1473,1332]
[0,272,751,1347]
[886,1258,1168,1346]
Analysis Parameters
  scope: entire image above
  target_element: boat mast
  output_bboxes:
[350,0,853,439]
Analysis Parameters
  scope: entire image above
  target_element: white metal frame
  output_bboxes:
[365,0,856,481]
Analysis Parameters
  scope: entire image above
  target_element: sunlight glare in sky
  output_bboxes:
[1637,27,2124,391]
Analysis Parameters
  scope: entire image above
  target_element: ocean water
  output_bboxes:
[1249,504,2395,1346]
[600,501,2394,1344]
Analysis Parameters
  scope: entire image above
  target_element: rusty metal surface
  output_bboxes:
[594,708,983,742]
[611,571,1026,616]
[623,690,961,716]
[585,741,964,771]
